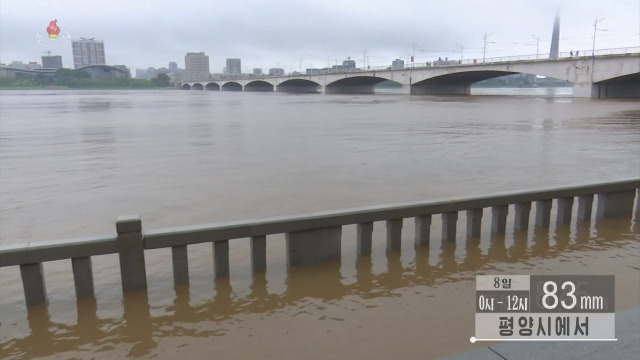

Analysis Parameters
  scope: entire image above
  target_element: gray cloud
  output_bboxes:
[1,0,638,73]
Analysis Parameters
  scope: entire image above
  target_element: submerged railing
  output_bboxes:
[1,179,638,308]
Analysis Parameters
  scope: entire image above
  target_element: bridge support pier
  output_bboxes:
[594,83,640,98]
[277,85,320,93]
[572,83,598,98]
[326,85,375,94]
[411,84,471,95]
[573,83,640,99]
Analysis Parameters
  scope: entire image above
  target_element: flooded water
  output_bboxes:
[0,88,639,359]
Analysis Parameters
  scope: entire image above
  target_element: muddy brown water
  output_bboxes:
[0,89,638,359]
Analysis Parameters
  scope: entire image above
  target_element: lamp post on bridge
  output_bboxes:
[482,33,494,63]
[592,17,605,56]
[412,43,419,67]
[327,55,335,72]
[531,35,540,58]
[362,50,368,70]
[455,43,464,62]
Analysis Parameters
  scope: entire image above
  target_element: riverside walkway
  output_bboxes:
[0,178,638,308]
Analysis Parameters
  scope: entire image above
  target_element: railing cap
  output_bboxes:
[116,215,142,234]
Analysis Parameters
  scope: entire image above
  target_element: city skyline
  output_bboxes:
[1,0,638,72]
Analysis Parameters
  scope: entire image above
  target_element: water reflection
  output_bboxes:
[122,291,153,357]
[81,125,116,156]
[188,122,214,147]
[78,99,112,112]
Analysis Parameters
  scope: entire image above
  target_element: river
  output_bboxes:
[0,88,639,359]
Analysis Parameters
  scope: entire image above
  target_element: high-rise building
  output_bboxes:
[269,68,284,76]
[225,58,241,74]
[42,55,63,69]
[136,67,158,80]
[392,59,405,70]
[549,14,560,59]
[342,58,356,70]
[169,62,177,70]
[72,38,106,68]
[184,52,210,81]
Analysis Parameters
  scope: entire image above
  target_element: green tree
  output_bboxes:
[34,73,53,86]
[152,73,171,87]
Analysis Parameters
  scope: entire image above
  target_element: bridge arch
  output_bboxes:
[326,76,390,94]
[192,83,204,90]
[181,83,192,90]
[245,80,274,92]
[412,71,519,95]
[205,83,220,91]
[221,82,242,91]
[277,79,321,93]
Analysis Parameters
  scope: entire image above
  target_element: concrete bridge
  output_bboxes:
[181,51,640,98]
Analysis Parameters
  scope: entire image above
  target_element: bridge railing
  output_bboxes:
[195,47,640,82]
[361,46,640,72]
[1,179,638,308]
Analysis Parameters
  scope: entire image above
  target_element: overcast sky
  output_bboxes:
[1,0,638,74]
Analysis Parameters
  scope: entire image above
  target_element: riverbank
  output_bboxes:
[0,73,171,90]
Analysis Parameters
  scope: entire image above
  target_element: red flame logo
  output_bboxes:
[47,19,60,39]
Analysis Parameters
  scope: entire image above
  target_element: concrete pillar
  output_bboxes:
[414,215,432,246]
[514,202,532,230]
[325,85,375,94]
[357,222,373,255]
[386,219,403,251]
[577,195,594,221]
[572,83,598,98]
[171,245,189,284]
[412,84,471,95]
[442,212,458,242]
[535,200,553,228]
[466,209,483,238]
[286,226,342,266]
[213,240,229,277]
[251,235,267,272]
[20,263,47,306]
[72,257,94,298]
[596,190,636,218]
[116,215,147,291]
[556,197,574,225]
[491,205,508,234]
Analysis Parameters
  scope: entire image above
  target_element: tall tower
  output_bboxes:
[549,14,560,59]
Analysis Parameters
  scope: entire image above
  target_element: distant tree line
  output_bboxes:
[0,69,172,89]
